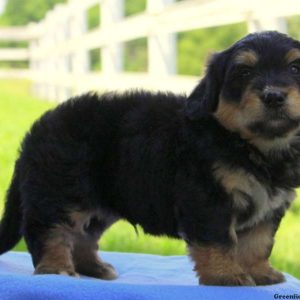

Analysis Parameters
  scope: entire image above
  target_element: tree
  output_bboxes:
[0,0,66,25]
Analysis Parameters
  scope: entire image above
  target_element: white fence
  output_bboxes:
[0,0,299,101]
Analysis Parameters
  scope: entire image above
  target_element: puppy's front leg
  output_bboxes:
[176,173,255,286]
[189,243,255,286]
[237,222,285,285]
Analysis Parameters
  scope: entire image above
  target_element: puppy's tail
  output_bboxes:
[0,162,22,254]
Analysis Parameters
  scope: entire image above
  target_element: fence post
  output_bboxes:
[247,16,287,33]
[50,4,71,102]
[33,17,52,100]
[27,22,40,98]
[70,0,90,95]
[101,0,124,75]
[42,10,58,101]
[147,0,176,78]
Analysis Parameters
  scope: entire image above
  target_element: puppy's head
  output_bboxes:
[186,31,300,151]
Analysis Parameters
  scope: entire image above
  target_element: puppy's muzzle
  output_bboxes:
[261,90,287,108]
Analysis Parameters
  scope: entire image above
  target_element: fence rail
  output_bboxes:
[0,49,29,60]
[0,0,299,101]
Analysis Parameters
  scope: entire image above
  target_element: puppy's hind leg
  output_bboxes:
[24,218,79,277]
[72,212,119,280]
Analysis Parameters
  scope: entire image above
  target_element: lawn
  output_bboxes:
[0,79,299,279]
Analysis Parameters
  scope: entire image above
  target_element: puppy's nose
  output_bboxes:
[262,91,286,107]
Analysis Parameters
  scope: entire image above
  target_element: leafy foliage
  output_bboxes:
[177,23,247,75]
[89,48,101,71]
[288,15,300,40]
[87,4,100,30]
[124,0,146,16]
[0,0,66,25]
[124,38,148,72]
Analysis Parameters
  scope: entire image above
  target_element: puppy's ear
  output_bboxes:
[185,52,227,120]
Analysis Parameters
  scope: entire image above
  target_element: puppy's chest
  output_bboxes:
[213,163,295,231]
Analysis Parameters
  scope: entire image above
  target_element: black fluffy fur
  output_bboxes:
[1,31,300,273]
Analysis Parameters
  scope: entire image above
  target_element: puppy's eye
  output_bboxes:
[240,68,252,77]
[231,65,253,80]
[238,67,253,78]
[289,64,300,75]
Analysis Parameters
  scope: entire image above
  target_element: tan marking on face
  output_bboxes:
[285,48,300,64]
[238,88,264,133]
[215,49,300,154]
[189,244,255,286]
[214,88,263,140]
[213,99,240,131]
[286,86,300,119]
[234,50,258,66]
[247,86,300,152]
[214,86,300,153]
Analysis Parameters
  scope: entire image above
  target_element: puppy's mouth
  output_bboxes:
[247,106,300,138]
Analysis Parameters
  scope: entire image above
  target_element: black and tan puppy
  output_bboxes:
[1,31,300,286]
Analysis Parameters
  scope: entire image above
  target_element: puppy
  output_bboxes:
[1,31,300,286]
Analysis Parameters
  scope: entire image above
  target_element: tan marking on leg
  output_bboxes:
[213,162,252,194]
[34,210,97,277]
[34,209,118,279]
[212,162,267,218]
[237,223,285,285]
[34,225,78,277]
[68,211,93,234]
[189,244,255,286]
[73,234,117,280]
[237,223,273,266]
[70,210,119,280]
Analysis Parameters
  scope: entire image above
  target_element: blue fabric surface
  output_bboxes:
[0,251,299,300]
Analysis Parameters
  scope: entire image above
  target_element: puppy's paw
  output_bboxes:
[250,267,285,286]
[34,265,79,278]
[76,261,118,280]
[200,273,256,286]
[95,262,118,280]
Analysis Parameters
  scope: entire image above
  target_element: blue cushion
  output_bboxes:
[0,251,299,300]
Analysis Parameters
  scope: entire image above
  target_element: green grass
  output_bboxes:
[270,201,300,279]
[0,79,299,280]
[0,80,54,206]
